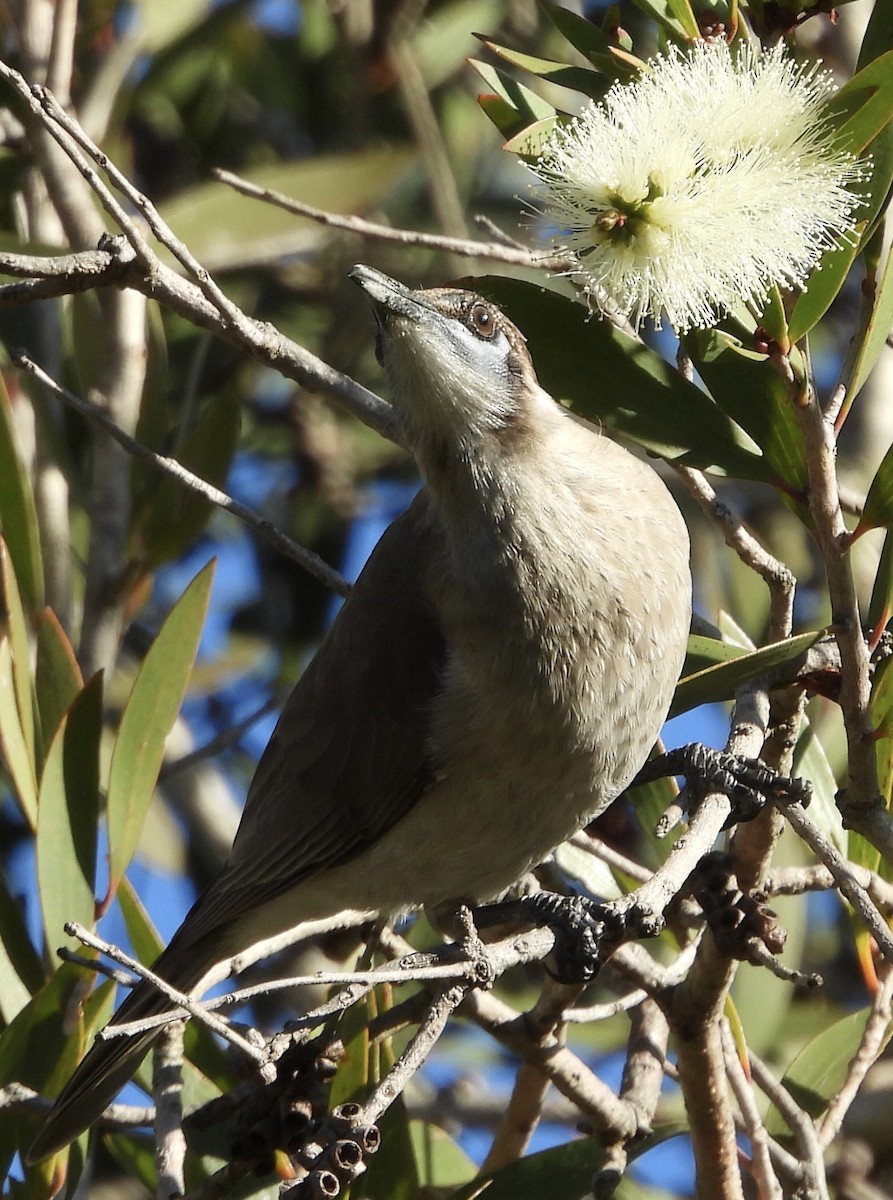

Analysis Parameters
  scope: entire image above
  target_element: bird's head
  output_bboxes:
[350,265,553,462]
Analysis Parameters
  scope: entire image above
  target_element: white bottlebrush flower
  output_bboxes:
[529,41,865,332]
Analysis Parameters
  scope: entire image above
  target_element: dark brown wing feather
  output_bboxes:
[154,487,447,943]
[28,490,447,1163]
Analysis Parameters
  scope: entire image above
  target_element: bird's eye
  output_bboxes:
[469,303,496,339]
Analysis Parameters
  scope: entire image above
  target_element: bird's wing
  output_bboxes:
[180,488,447,940]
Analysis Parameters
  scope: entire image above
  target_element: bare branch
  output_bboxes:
[153,1023,187,1200]
[211,168,573,271]
[14,354,350,597]
[819,961,893,1148]
[749,1050,830,1200]
[64,921,267,1064]
[676,465,796,637]
[721,1022,784,1200]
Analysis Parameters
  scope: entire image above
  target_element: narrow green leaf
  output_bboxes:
[793,718,846,855]
[857,441,893,532]
[767,1008,881,1136]
[117,876,165,965]
[848,234,893,401]
[410,1121,476,1191]
[544,4,615,63]
[477,92,528,140]
[35,607,83,752]
[37,674,103,953]
[0,375,43,613]
[158,149,413,273]
[868,527,893,639]
[469,61,558,126]
[669,631,821,717]
[358,1094,418,1200]
[663,0,701,38]
[475,278,768,480]
[0,870,45,1022]
[502,115,562,160]
[627,0,694,41]
[682,634,748,675]
[413,0,503,90]
[105,561,214,900]
[0,637,38,827]
[0,964,106,1170]
[756,283,790,350]
[134,0,209,52]
[0,538,37,765]
[683,328,807,492]
[136,394,241,569]
[787,229,865,344]
[823,50,893,156]
[553,839,624,899]
[443,1127,683,1200]
[478,39,608,99]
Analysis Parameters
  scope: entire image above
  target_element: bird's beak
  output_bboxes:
[349,264,432,324]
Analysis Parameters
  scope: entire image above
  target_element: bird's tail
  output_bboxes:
[27,932,220,1164]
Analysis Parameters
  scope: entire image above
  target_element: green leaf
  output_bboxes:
[478,39,609,100]
[544,4,615,63]
[767,1007,882,1136]
[683,328,807,492]
[158,149,413,273]
[105,561,214,901]
[134,0,210,53]
[848,233,893,402]
[823,50,893,156]
[470,60,558,129]
[0,637,38,828]
[502,115,562,160]
[627,0,697,41]
[414,0,503,90]
[869,527,893,638]
[856,441,893,532]
[554,839,624,900]
[117,875,165,965]
[410,1120,476,1191]
[136,393,241,569]
[0,537,37,765]
[35,607,83,752]
[0,374,43,613]
[474,278,768,480]
[669,631,821,717]
[682,633,748,675]
[0,964,109,1173]
[0,869,45,1023]
[787,232,865,345]
[793,718,846,855]
[443,1127,683,1200]
[37,674,103,953]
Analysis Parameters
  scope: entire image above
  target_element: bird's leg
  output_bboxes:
[632,742,812,827]
[471,894,625,984]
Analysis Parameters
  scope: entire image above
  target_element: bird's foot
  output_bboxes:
[473,893,625,983]
[633,742,812,827]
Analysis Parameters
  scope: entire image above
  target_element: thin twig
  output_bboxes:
[361,985,468,1126]
[153,1022,187,1200]
[64,921,267,1064]
[818,960,893,1148]
[781,802,893,962]
[675,465,796,637]
[749,1049,830,1200]
[211,168,572,271]
[721,1021,784,1200]
[14,354,350,596]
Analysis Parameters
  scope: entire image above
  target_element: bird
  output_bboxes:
[29,265,691,1161]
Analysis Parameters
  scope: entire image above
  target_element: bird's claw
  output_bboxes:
[634,742,812,828]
